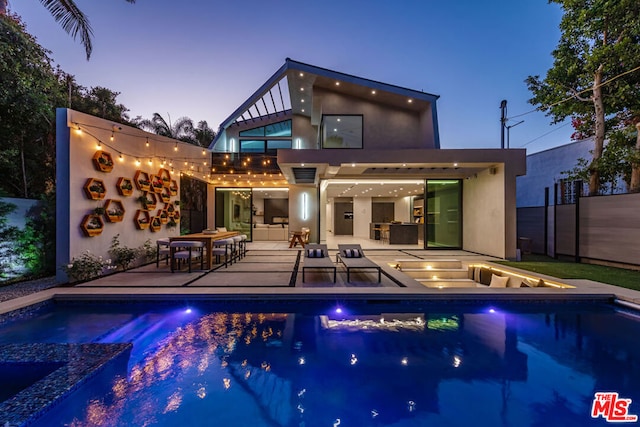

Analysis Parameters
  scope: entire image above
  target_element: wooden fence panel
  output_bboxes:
[555,204,576,256]
[580,193,640,265]
[516,207,545,254]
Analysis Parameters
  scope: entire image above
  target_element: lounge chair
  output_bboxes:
[336,244,381,282]
[302,244,336,282]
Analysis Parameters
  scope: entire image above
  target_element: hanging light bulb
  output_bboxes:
[118,153,124,162]
[146,137,149,148]
[202,149,206,156]
[96,140,102,149]
[110,131,114,142]
[148,158,152,166]
[135,158,141,166]
[174,142,178,151]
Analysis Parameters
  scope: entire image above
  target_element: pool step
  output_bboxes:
[394,259,463,270]
[400,268,468,280]
[417,279,478,288]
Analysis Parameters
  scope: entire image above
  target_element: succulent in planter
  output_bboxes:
[138,179,150,186]
[122,181,133,191]
[89,183,105,193]
[98,154,113,166]
[87,217,102,229]
[167,218,177,228]
[108,208,124,217]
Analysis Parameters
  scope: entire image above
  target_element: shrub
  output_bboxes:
[61,251,114,282]
[109,234,140,271]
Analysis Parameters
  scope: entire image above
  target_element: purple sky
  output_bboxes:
[11,0,570,152]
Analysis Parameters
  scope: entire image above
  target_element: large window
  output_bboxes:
[321,115,363,149]
[240,139,292,153]
[239,120,292,137]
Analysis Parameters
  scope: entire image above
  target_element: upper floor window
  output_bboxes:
[321,115,363,149]
[239,120,292,138]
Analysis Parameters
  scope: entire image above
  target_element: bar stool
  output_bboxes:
[156,238,170,268]
[170,241,204,273]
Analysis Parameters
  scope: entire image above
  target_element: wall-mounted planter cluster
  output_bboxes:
[92,150,114,173]
[81,161,180,236]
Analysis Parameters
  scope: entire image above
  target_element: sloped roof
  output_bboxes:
[209,58,439,150]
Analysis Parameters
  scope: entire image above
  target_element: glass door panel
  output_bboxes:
[426,180,461,248]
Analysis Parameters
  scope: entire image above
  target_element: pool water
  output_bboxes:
[1,301,639,426]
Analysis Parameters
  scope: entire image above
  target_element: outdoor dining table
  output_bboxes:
[170,231,239,270]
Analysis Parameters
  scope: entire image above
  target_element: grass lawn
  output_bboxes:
[496,254,640,291]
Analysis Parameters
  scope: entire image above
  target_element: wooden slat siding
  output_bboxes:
[556,204,576,256]
[516,207,545,253]
[580,193,640,266]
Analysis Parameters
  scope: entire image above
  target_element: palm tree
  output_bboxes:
[0,0,136,60]
[140,113,195,143]
[193,120,216,147]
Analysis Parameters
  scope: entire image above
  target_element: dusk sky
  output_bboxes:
[11,0,571,153]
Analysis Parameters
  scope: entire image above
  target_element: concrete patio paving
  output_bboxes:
[2,242,640,316]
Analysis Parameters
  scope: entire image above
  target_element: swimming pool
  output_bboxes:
[1,300,639,426]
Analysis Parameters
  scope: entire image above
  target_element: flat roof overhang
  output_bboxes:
[277,148,527,184]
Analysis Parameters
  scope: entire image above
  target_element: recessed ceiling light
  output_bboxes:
[335,81,340,86]
[408,99,413,103]
[453,163,458,167]
[351,163,356,167]
[334,128,337,132]
[301,109,305,112]
[300,87,304,91]
[300,72,304,77]
[372,90,376,95]
[402,163,407,167]
[301,163,305,166]
[301,99,305,103]
[337,118,341,122]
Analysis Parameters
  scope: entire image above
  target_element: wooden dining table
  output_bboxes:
[170,231,239,270]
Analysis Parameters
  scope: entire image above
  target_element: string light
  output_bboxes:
[174,142,178,151]
[119,153,124,162]
[146,137,149,148]
[202,149,206,155]
[135,158,141,166]
[110,131,114,142]
[96,140,102,149]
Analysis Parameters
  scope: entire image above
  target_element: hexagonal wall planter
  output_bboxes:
[134,210,151,230]
[158,168,171,188]
[84,178,107,200]
[81,214,104,237]
[104,199,125,223]
[92,150,114,173]
[116,177,134,196]
[137,191,157,211]
[150,216,162,232]
[158,208,169,224]
[160,187,171,203]
[150,174,164,193]
[134,170,151,191]
[169,179,178,196]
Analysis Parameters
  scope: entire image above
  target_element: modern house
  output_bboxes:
[208,59,526,259]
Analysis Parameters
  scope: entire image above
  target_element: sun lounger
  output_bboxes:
[336,244,381,282]
[302,244,336,282]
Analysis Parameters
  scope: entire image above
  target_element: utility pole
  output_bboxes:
[500,100,507,149]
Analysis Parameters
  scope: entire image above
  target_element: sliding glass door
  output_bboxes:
[426,180,461,248]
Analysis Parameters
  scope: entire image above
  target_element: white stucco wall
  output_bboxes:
[462,166,506,258]
[56,109,207,281]
[287,184,317,241]
[352,197,372,238]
